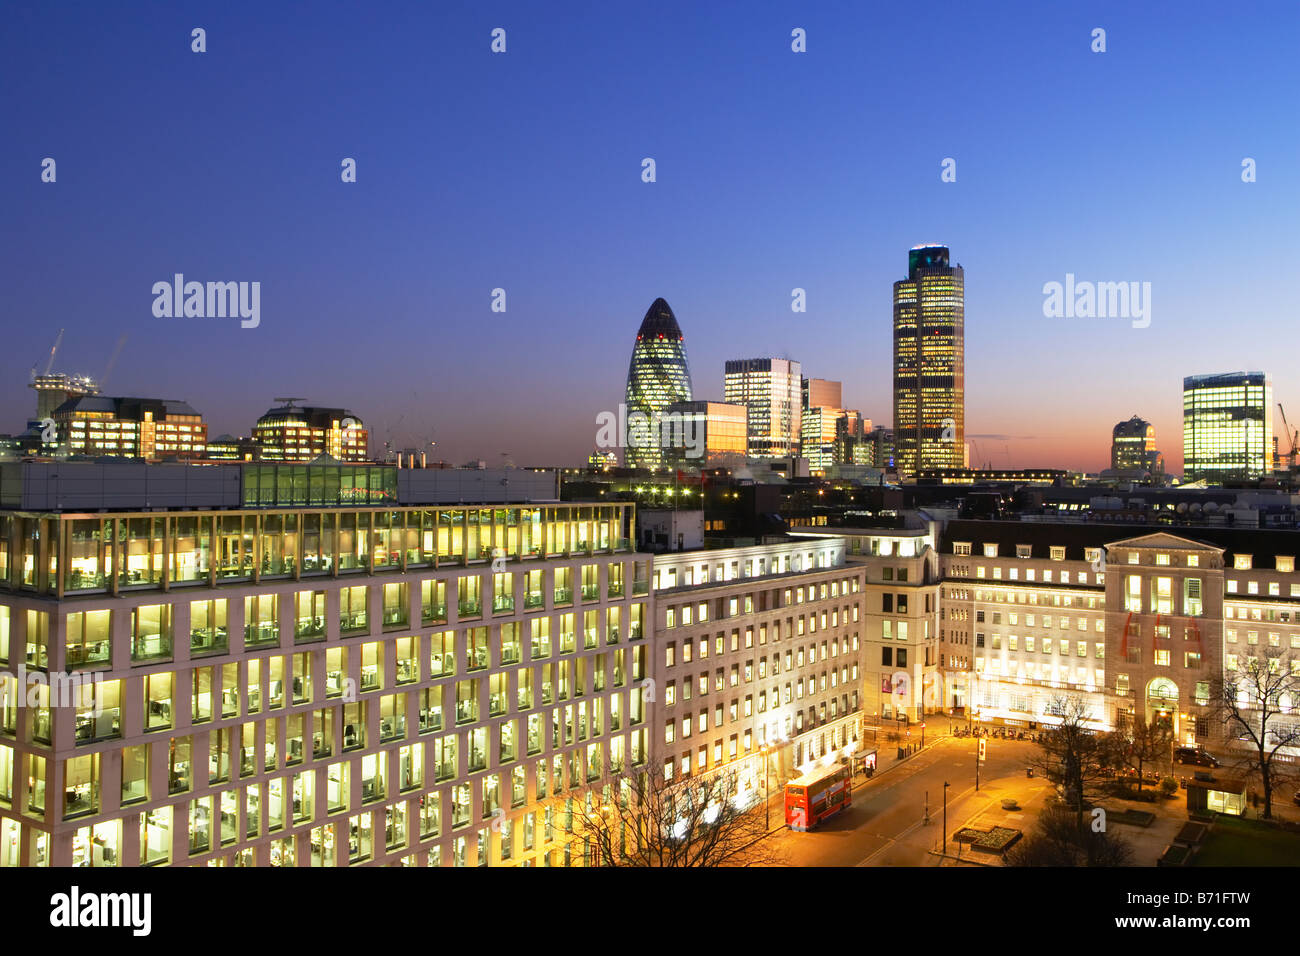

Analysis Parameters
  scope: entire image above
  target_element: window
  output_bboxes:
[1049,547,1065,561]
[66,610,112,668]
[132,605,173,662]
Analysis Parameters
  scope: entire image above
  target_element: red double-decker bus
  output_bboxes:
[784,763,852,831]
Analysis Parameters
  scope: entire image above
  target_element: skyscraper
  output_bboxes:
[624,297,693,469]
[1111,415,1164,475]
[893,245,964,474]
[1183,372,1272,482]
[724,358,802,458]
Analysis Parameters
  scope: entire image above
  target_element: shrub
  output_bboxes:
[1160,777,1178,798]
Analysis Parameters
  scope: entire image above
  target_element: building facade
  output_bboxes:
[1111,415,1164,475]
[662,400,747,470]
[1183,372,1272,482]
[0,462,653,867]
[54,397,207,460]
[253,404,368,463]
[724,358,802,458]
[650,538,867,806]
[893,245,964,475]
[793,525,939,723]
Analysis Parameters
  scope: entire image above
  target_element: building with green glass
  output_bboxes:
[624,298,693,470]
[1182,372,1272,482]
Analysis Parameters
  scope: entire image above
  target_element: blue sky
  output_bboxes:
[3,0,1297,469]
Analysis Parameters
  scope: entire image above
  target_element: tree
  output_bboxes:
[1030,696,1112,841]
[1211,649,1300,820]
[1113,712,1173,791]
[544,767,786,867]
[1005,805,1133,867]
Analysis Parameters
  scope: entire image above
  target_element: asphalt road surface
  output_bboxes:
[766,735,1047,866]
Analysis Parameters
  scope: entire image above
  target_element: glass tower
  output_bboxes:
[893,245,964,474]
[723,358,803,458]
[624,298,693,469]
[1182,372,1272,482]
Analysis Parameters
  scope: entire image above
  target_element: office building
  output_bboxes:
[0,458,649,867]
[31,373,100,424]
[624,298,693,470]
[661,401,747,470]
[54,396,207,460]
[650,537,868,799]
[1183,372,1272,482]
[893,245,964,475]
[724,358,802,458]
[253,402,368,463]
[1111,416,1164,475]
[802,378,842,413]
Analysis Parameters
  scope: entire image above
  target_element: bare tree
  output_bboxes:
[1030,696,1112,840]
[1005,805,1133,867]
[543,767,786,867]
[1211,649,1300,820]
[1113,712,1173,791]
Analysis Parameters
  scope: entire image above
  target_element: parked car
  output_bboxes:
[1174,747,1219,768]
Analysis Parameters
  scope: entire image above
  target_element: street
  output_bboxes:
[765,732,1047,866]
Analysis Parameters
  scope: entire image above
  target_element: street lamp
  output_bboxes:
[872,712,878,742]
[943,781,950,855]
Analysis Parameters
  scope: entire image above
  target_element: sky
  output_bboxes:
[3,0,1298,472]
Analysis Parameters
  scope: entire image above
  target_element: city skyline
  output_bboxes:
[4,1,1298,472]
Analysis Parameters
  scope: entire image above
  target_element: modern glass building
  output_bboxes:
[1182,372,1272,482]
[0,460,650,867]
[624,299,693,470]
[253,403,368,463]
[53,396,207,460]
[723,358,802,458]
[661,400,747,469]
[893,245,964,475]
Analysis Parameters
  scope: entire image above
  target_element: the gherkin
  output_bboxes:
[624,297,693,468]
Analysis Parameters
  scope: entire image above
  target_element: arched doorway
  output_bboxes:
[1146,677,1179,736]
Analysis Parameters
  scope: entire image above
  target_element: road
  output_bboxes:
[765,734,1050,866]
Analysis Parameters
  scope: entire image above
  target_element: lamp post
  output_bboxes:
[921,721,926,748]
[761,746,771,830]
[943,781,950,855]
[872,712,878,742]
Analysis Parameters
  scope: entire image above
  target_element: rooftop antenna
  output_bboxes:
[273,397,306,408]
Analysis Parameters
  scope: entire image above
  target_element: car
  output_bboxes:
[1174,747,1219,768]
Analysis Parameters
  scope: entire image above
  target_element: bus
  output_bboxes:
[785,763,852,831]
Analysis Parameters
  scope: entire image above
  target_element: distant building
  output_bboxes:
[624,298,693,469]
[725,357,802,458]
[662,400,747,469]
[205,434,258,460]
[1183,372,1272,482]
[802,378,842,411]
[30,372,99,423]
[54,395,207,459]
[252,402,368,462]
[1111,415,1164,475]
[894,245,964,474]
[588,449,618,470]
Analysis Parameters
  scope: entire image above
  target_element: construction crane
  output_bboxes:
[43,328,64,375]
[1278,403,1299,469]
[99,334,128,391]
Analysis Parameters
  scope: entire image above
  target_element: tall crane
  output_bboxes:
[43,328,65,375]
[1278,403,1298,469]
